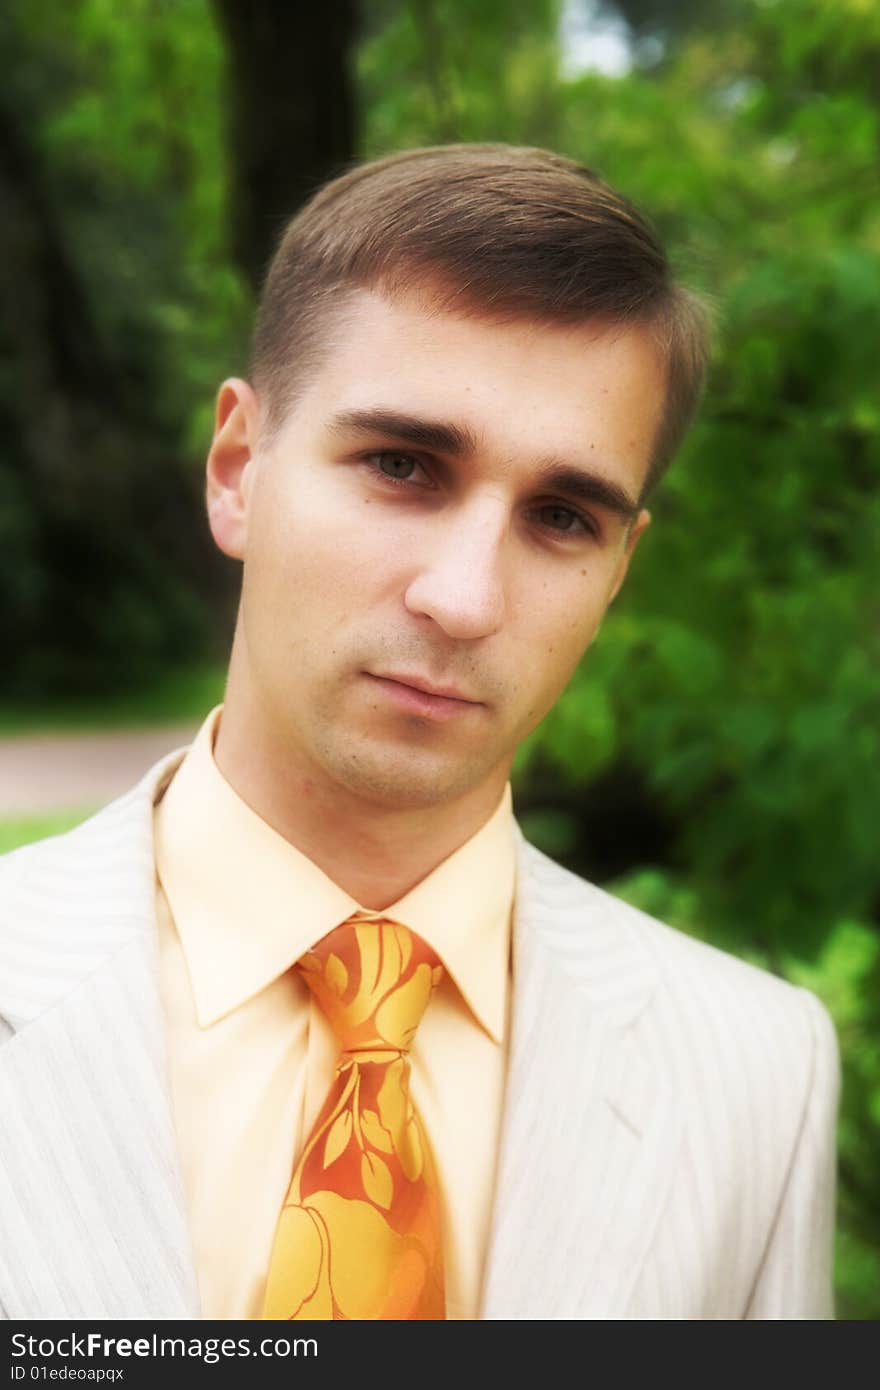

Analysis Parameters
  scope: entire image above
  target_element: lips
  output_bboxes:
[362,672,483,721]
[371,673,479,703]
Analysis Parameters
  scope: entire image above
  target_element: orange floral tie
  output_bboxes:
[261,915,446,1320]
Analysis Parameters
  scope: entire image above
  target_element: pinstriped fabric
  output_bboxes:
[0,748,185,1031]
[508,837,655,1023]
[481,837,840,1320]
[0,751,839,1320]
[743,992,839,1319]
[0,942,199,1318]
[621,971,823,1318]
[0,747,199,1320]
[481,840,681,1320]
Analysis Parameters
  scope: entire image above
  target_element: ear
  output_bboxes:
[608,507,651,605]
[205,377,262,560]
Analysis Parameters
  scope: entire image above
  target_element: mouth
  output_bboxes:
[362,672,483,722]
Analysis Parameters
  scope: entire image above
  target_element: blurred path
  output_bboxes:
[0,725,199,817]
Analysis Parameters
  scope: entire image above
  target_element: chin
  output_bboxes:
[321,741,490,810]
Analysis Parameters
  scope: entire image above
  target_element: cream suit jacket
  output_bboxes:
[0,744,840,1320]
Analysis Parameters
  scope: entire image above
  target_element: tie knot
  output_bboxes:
[297,917,443,1055]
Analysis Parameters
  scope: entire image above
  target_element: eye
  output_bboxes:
[533,503,595,538]
[364,451,431,485]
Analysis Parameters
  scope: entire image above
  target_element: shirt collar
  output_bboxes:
[153,705,514,1043]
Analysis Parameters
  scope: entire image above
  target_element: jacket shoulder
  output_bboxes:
[0,776,151,899]
[0,748,184,1032]
[517,834,837,1059]
[517,837,840,1319]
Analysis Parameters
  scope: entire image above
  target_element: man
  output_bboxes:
[0,143,839,1321]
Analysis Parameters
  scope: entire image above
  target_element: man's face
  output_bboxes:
[209,286,663,811]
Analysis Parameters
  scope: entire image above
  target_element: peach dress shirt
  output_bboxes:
[152,705,514,1321]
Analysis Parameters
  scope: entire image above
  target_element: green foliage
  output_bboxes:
[358,0,566,151]
[0,662,225,737]
[17,0,252,424]
[0,810,93,856]
[2,0,248,698]
[786,921,880,1319]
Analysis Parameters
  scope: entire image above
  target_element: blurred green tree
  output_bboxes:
[211,0,360,286]
[2,0,360,698]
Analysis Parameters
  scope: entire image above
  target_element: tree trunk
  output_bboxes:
[212,0,360,289]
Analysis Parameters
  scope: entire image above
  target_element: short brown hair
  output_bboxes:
[250,143,711,499]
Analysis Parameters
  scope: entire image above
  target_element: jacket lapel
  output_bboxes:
[480,833,683,1320]
[1,758,681,1321]
[0,749,201,1320]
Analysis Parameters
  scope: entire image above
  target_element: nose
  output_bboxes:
[403,500,507,641]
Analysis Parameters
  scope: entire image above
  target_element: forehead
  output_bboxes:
[283,287,667,496]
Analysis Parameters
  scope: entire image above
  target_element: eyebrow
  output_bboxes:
[326,407,642,523]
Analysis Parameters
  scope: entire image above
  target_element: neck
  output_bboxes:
[212,676,509,912]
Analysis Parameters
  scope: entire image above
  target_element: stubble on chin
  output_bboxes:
[308,720,501,812]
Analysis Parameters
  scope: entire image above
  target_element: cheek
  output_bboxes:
[543,623,595,693]
[514,582,607,706]
[243,475,405,626]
